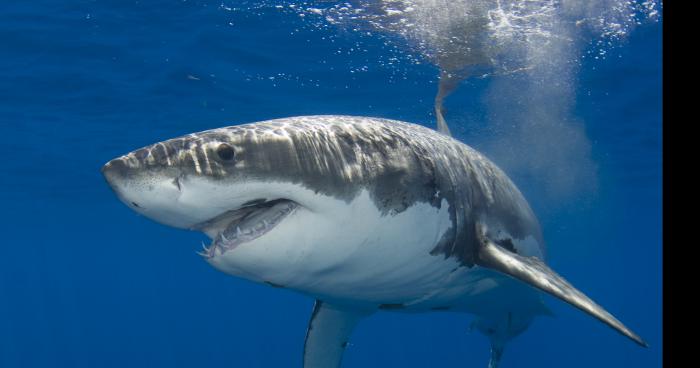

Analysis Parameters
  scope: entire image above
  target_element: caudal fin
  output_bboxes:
[474,223,648,347]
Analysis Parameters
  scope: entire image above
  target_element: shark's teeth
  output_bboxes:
[197,241,211,257]
[201,199,299,259]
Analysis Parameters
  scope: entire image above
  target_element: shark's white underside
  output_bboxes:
[200,180,542,314]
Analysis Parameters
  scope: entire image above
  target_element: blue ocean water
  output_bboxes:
[0,1,661,368]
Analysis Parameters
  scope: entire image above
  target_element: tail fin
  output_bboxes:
[475,223,648,347]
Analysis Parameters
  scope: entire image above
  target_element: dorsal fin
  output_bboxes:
[434,70,462,137]
[474,223,648,347]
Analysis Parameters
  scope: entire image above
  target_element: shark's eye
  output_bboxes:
[216,144,235,161]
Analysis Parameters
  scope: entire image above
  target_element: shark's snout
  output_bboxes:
[102,157,133,205]
[102,157,129,194]
[101,153,193,227]
[102,157,127,175]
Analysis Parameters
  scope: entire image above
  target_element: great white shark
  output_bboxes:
[102,115,646,367]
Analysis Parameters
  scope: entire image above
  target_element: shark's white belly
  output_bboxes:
[206,185,529,311]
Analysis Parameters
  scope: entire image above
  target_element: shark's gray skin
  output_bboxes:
[103,115,645,367]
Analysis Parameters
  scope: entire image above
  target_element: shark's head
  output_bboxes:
[102,121,357,283]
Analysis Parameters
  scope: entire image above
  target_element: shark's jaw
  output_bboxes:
[102,163,312,261]
[193,199,299,258]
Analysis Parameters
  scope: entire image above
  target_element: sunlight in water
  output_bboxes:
[280,0,661,203]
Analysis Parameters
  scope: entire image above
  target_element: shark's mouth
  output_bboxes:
[197,199,298,258]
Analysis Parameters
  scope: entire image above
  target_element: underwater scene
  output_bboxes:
[0,1,661,367]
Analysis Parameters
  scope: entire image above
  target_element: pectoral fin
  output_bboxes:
[474,224,647,347]
[303,300,370,368]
